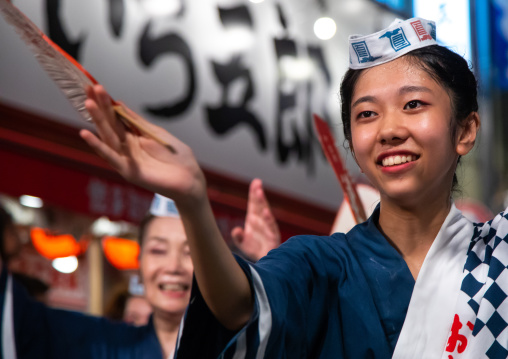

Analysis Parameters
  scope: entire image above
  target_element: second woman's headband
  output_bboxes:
[149,194,180,218]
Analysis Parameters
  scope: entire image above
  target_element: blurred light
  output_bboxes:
[19,195,43,208]
[223,26,254,52]
[1,196,36,225]
[314,17,336,40]
[413,0,472,64]
[52,256,78,274]
[342,0,368,15]
[91,216,123,237]
[140,0,182,17]
[373,0,408,13]
[31,228,85,259]
[249,0,264,3]
[102,237,140,270]
[279,56,315,81]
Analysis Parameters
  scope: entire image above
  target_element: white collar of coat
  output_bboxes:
[392,203,473,358]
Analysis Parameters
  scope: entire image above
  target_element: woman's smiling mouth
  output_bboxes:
[381,154,418,167]
[159,283,190,292]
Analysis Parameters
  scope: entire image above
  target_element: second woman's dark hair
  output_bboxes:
[138,214,155,247]
[0,205,14,262]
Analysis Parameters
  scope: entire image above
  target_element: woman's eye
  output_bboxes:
[404,100,422,110]
[149,248,166,255]
[358,111,375,118]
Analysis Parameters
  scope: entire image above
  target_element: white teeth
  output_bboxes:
[381,155,416,167]
[160,283,186,291]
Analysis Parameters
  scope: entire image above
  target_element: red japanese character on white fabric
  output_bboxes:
[445,314,474,358]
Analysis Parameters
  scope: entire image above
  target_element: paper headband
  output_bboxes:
[149,194,180,218]
[349,17,437,70]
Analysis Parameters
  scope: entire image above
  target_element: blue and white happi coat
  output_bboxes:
[176,204,508,359]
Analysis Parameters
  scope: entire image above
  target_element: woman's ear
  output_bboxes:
[456,112,480,156]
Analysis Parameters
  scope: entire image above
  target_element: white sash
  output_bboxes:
[2,274,17,359]
[393,204,473,358]
[443,208,508,358]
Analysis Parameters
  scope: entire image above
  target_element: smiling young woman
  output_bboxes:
[0,187,279,359]
[76,17,507,359]
[344,53,479,280]
[135,214,193,358]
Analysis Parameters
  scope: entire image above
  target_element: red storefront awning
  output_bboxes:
[0,102,334,237]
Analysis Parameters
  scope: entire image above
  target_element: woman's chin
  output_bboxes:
[380,187,426,207]
[153,303,188,319]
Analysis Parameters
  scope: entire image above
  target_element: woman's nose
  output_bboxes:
[165,252,183,273]
[376,111,409,145]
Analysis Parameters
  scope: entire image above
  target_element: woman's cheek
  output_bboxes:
[140,257,156,280]
[184,257,194,275]
[351,133,374,162]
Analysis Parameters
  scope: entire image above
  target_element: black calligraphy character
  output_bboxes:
[46,0,85,61]
[307,45,332,112]
[206,5,267,150]
[139,21,196,118]
[207,55,266,150]
[306,44,332,158]
[273,5,332,174]
[273,37,316,171]
[108,0,124,38]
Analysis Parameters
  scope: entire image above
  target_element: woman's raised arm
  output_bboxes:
[80,85,253,330]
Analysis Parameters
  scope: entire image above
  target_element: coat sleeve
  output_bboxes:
[0,267,158,359]
[175,235,344,359]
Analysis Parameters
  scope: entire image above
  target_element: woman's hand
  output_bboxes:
[231,178,281,261]
[79,85,206,209]
[81,85,253,330]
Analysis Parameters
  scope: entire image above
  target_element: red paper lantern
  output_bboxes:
[102,237,140,270]
[31,228,84,259]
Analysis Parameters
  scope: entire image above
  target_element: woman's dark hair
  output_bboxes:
[340,45,478,191]
[12,272,50,301]
[0,205,14,262]
[104,280,130,321]
[137,214,155,248]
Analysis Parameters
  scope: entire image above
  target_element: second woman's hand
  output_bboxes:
[232,178,281,261]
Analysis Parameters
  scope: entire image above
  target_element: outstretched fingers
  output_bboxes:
[79,129,125,172]
[82,86,207,206]
[252,180,280,247]
[117,101,179,149]
[85,86,126,151]
[247,178,264,215]
[231,227,245,246]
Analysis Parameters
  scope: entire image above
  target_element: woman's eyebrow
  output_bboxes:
[399,85,432,95]
[352,85,433,109]
[146,236,168,244]
[352,95,377,109]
